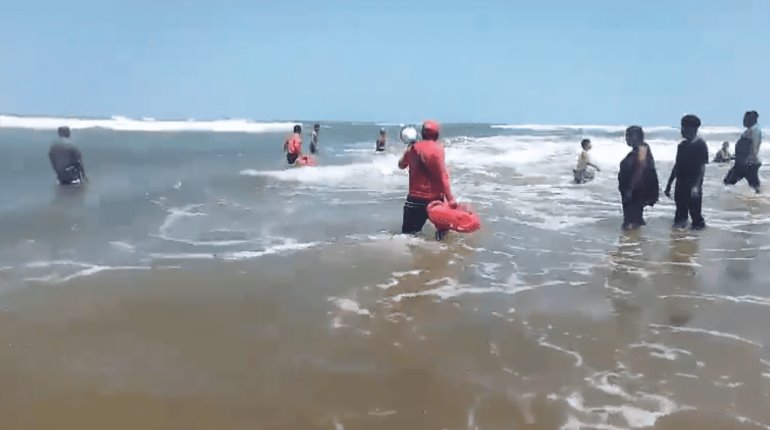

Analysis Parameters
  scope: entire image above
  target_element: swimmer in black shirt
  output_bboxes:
[665,115,708,230]
[48,126,88,186]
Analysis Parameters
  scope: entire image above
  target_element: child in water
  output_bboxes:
[665,114,708,230]
[618,126,659,231]
[573,138,600,184]
[713,141,732,163]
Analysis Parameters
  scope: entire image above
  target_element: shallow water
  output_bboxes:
[1,120,770,429]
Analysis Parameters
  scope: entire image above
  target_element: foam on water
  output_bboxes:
[240,154,404,187]
[490,123,758,136]
[559,370,684,429]
[22,260,149,284]
[649,324,762,347]
[329,297,372,317]
[220,240,321,260]
[629,342,693,361]
[388,275,566,302]
[660,293,770,308]
[0,114,294,133]
[537,335,584,367]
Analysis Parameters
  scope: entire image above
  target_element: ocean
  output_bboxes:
[1,115,769,429]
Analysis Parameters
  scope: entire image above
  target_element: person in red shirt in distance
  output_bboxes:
[283,125,303,165]
[398,120,457,239]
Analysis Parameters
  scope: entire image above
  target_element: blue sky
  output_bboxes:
[1,0,768,124]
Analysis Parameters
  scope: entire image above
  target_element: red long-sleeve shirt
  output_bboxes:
[399,140,454,202]
[284,134,302,155]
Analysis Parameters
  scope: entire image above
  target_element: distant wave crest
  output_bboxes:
[0,114,295,134]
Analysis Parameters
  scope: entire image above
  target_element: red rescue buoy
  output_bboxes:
[296,155,317,167]
[427,201,481,233]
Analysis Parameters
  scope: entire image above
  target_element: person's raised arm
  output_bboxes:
[398,146,410,170]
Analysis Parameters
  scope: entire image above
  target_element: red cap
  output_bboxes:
[422,120,440,138]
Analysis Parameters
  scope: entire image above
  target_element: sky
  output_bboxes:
[0,0,768,125]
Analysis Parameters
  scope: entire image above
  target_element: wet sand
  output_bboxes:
[2,226,770,430]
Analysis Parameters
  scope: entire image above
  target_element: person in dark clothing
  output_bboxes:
[618,126,659,231]
[724,111,762,193]
[375,128,387,152]
[665,115,708,230]
[724,136,760,190]
[309,124,320,154]
[48,126,87,185]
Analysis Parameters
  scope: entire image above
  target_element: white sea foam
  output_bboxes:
[660,293,770,308]
[0,114,294,133]
[388,276,564,302]
[559,370,684,429]
[538,336,584,367]
[491,124,630,133]
[22,260,149,284]
[109,241,136,253]
[241,154,405,187]
[490,123,755,136]
[629,342,693,361]
[649,324,762,347]
[221,240,320,260]
[330,298,372,317]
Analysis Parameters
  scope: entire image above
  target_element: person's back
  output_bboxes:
[403,139,447,200]
[575,150,588,170]
[743,111,762,165]
[48,126,86,185]
[284,125,303,164]
[398,120,456,237]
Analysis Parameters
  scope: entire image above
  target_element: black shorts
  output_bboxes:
[724,162,761,188]
[401,196,432,235]
[310,144,317,154]
[287,153,299,164]
[57,165,82,185]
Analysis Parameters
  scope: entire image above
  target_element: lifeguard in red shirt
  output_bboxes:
[398,120,456,235]
[283,125,303,165]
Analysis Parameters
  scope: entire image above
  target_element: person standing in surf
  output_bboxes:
[398,120,456,238]
[618,126,659,230]
[48,126,88,186]
[724,111,762,193]
[375,128,387,152]
[574,138,600,184]
[310,124,320,154]
[664,114,708,230]
[283,125,303,165]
